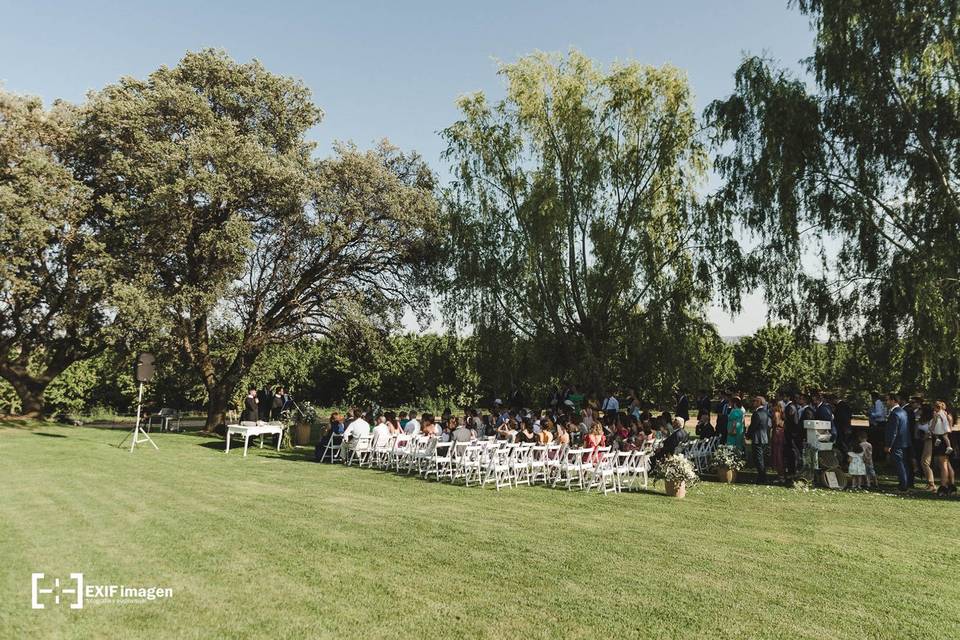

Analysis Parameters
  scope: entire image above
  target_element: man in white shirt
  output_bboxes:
[601,389,619,414]
[404,411,421,435]
[343,409,371,440]
[340,409,371,459]
[370,415,390,448]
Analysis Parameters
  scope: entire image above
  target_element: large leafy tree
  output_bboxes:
[0,92,121,416]
[440,51,709,388]
[78,51,438,430]
[706,0,960,395]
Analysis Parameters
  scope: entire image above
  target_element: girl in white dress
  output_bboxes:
[847,442,867,489]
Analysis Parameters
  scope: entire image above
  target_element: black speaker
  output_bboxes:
[134,352,156,383]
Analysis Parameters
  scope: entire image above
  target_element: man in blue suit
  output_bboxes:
[884,393,913,491]
[812,390,837,441]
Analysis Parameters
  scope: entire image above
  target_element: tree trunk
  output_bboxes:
[0,363,51,417]
[205,385,230,434]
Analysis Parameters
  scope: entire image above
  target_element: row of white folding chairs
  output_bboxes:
[677,436,720,474]
[341,433,651,494]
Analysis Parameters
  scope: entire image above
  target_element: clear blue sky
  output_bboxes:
[1,0,814,335]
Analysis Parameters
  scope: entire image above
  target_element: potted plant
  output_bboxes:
[655,454,699,498]
[289,401,319,447]
[710,445,746,483]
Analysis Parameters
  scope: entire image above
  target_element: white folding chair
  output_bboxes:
[345,435,372,466]
[588,450,618,494]
[320,434,343,463]
[482,446,512,491]
[423,441,453,481]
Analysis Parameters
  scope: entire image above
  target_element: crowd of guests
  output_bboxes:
[308,386,960,496]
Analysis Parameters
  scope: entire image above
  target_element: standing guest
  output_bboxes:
[884,393,913,492]
[917,404,936,492]
[906,396,923,477]
[932,400,956,495]
[270,386,287,421]
[748,396,770,484]
[601,389,620,415]
[783,392,802,476]
[697,389,712,418]
[404,411,421,435]
[695,411,715,438]
[857,431,877,488]
[566,384,585,413]
[675,389,690,424]
[770,403,786,483]
[726,396,746,453]
[716,391,730,444]
[812,390,837,441]
[241,387,259,422]
[834,397,853,451]
[847,443,867,490]
[868,391,888,461]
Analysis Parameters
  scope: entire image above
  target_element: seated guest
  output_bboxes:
[420,413,438,437]
[398,411,409,431]
[695,411,715,438]
[439,416,457,442]
[339,409,371,459]
[556,422,571,445]
[650,417,690,471]
[342,409,371,440]
[497,418,518,442]
[314,412,345,462]
[371,415,391,447]
[452,419,475,443]
[385,411,403,435]
[516,418,537,444]
[538,422,554,444]
[404,411,421,435]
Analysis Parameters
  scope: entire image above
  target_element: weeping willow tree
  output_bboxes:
[439,51,710,389]
[706,1,960,398]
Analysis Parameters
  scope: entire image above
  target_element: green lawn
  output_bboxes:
[2,421,958,639]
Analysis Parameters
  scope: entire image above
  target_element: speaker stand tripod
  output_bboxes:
[118,381,158,452]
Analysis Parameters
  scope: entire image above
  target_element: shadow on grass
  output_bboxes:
[32,432,67,438]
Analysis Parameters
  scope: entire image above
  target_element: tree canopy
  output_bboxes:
[706,0,960,396]
[0,91,123,415]
[439,50,709,388]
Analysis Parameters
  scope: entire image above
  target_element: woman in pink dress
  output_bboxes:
[584,423,606,463]
[770,403,786,482]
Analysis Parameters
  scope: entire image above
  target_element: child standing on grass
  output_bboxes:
[847,442,867,489]
[857,431,877,487]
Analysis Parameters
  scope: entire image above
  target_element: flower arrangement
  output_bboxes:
[655,454,700,487]
[710,444,746,471]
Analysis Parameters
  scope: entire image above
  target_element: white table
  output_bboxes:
[225,423,285,457]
